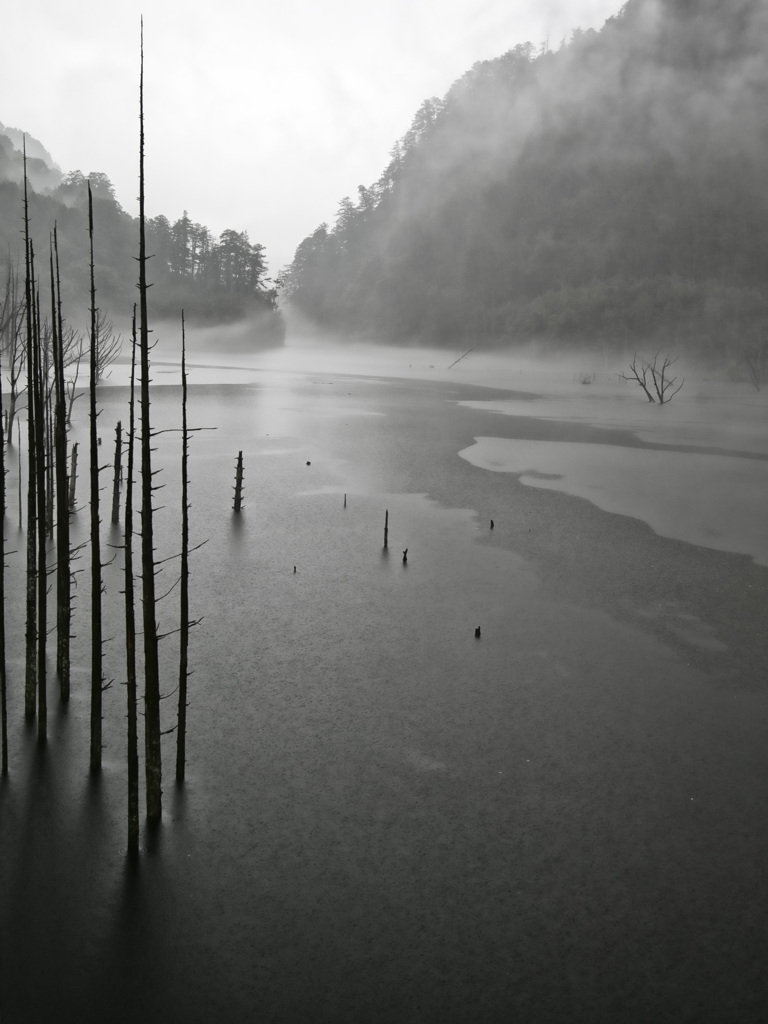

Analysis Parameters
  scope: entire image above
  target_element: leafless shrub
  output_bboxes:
[621,352,684,404]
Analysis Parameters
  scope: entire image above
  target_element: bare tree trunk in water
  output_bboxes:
[17,423,22,531]
[233,451,244,512]
[0,351,8,773]
[125,309,139,855]
[111,421,122,526]
[138,26,162,821]
[68,442,78,510]
[22,144,37,721]
[88,182,103,773]
[45,387,54,538]
[34,251,48,746]
[52,227,71,701]
[176,313,189,783]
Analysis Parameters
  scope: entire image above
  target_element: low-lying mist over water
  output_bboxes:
[115,334,768,567]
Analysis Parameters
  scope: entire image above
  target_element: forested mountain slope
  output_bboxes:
[282,0,768,357]
[0,124,284,342]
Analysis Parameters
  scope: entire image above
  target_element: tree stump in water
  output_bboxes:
[233,451,244,512]
[111,421,122,525]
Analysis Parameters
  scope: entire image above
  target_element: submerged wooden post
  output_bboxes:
[68,442,78,510]
[384,509,388,549]
[111,421,122,525]
[233,451,244,512]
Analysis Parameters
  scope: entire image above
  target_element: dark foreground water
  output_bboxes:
[2,367,768,1023]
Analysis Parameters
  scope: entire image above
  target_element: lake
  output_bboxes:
[2,343,768,1022]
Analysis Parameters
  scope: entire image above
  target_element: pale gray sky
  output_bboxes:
[1,0,619,274]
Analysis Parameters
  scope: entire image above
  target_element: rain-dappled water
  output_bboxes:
[2,354,768,1023]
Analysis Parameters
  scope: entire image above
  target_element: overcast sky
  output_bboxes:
[2,0,619,275]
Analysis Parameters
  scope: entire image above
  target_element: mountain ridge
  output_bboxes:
[281,0,768,362]
[0,122,284,342]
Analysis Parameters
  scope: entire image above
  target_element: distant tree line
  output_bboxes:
[145,210,279,325]
[0,158,284,342]
[281,0,768,362]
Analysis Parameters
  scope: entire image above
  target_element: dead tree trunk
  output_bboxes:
[23,147,37,721]
[138,28,162,821]
[111,421,122,525]
[34,252,48,745]
[17,422,22,531]
[0,351,7,773]
[45,387,54,538]
[68,442,78,510]
[176,314,190,783]
[52,226,71,701]
[384,509,389,549]
[88,182,103,772]
[233,451,244,512]
[125,310,139,855]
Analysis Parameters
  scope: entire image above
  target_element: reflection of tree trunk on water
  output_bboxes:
[138,25,162,822]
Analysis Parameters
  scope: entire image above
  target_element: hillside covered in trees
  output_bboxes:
[0,122,284,343]
[282,0,768,360]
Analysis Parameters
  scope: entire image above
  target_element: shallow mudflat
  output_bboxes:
[2,345,767,1023]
